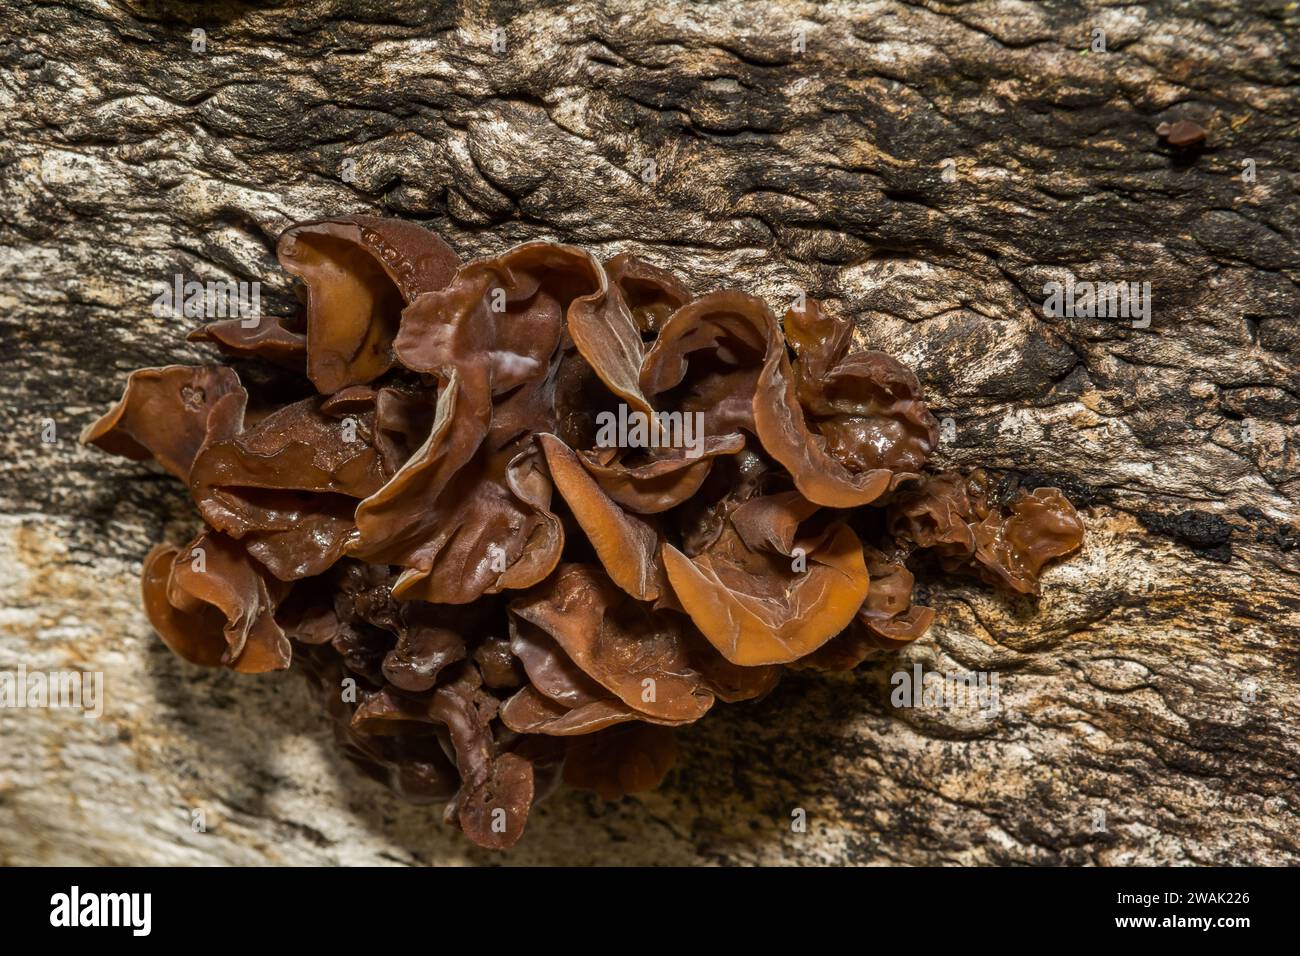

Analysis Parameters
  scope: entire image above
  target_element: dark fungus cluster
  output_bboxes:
[84,216,1085,848]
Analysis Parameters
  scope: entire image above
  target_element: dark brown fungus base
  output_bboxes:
[85,216,1085,849]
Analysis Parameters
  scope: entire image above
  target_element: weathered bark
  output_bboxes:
[1,0,1297,865]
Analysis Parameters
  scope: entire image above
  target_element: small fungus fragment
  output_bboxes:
[1156,119,1208,149]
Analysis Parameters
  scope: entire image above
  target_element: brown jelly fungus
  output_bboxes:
[85,216,1085,848]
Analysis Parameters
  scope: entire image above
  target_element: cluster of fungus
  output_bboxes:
[84,216,1084,848]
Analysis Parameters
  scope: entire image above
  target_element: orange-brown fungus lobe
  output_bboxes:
[85,216,1084,848]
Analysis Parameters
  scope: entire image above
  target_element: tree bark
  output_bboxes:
[1,0,1297,865]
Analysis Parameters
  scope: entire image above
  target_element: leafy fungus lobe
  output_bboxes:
[85,216,1084,849]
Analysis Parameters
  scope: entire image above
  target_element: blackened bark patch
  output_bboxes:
[1137,509,1233,563]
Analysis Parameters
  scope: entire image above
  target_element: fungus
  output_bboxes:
[86,216,1084,849]
[1156,119,1208,149]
